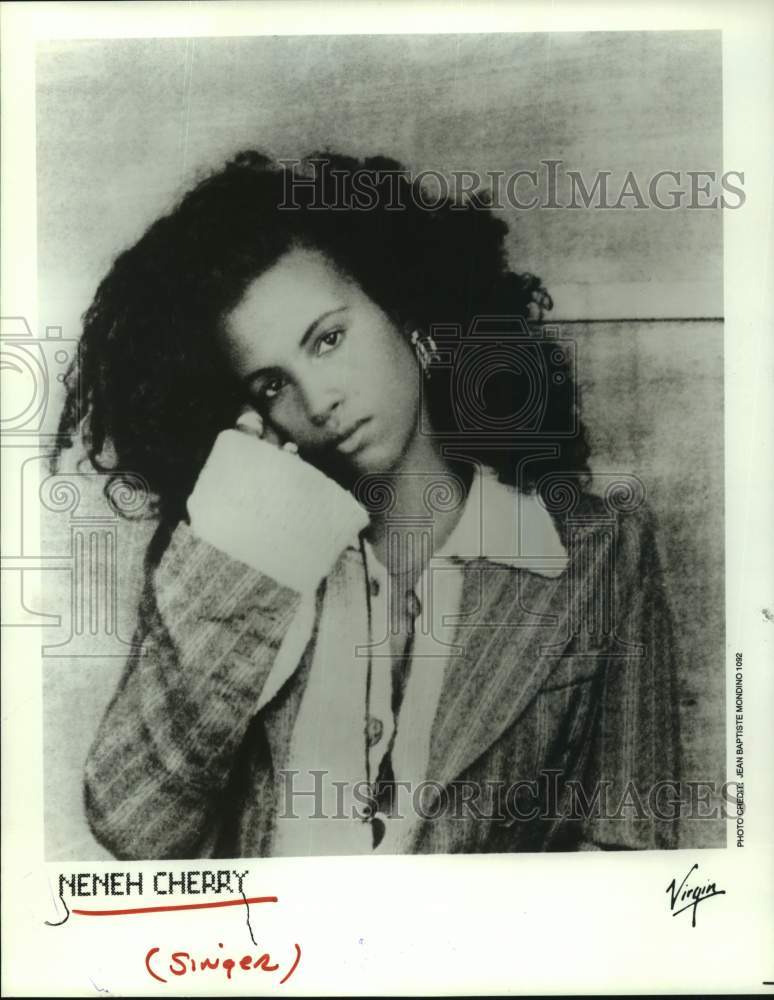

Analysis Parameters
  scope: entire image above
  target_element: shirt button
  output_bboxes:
[369,577,380,597]
[366,715,384,748]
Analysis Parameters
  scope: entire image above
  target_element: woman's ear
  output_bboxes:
[409,328,440,379]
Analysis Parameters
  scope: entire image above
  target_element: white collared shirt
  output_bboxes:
[358,464,567,852]
[261,464,568,856]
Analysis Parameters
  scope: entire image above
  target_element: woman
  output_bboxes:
[54,150,681,859]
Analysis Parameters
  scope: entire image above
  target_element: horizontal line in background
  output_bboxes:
[553,316,723,324]
[546,280,722,322]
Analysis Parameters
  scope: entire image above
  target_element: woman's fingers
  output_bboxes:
[236,405,281,445]
[236,406,264,437]
[235,405,298,454]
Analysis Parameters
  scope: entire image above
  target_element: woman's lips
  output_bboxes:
[334,417,372,454]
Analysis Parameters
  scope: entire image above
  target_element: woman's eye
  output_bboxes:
[316,328,343,355]
[262,376,286,401]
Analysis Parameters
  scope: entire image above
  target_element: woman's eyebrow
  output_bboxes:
[243,305,348,384]
[298,305,348,349]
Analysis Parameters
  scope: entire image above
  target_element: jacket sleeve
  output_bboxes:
[84,431,370,859]
[84,524,307,859]
[576,503,683,851]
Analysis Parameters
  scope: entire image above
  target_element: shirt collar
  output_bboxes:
[358,464,567,580]
[432,464,567,578]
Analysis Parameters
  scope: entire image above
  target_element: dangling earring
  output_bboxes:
[410,329,439,379]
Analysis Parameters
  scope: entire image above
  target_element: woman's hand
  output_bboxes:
[187,405,370,591]
[235,404,299,454]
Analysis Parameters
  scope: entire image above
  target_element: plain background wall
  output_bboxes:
[34,31,725,858]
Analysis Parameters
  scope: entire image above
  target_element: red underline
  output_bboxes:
[72,896,278,917]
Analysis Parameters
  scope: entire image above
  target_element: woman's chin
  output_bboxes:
[309,442,401,490]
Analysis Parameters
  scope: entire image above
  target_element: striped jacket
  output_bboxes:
[84,491,681,858]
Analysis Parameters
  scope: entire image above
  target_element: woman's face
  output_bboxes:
[221,247,427,482]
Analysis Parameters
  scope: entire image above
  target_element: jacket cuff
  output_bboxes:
[187,430,370,592]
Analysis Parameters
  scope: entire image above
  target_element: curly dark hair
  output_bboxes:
[53,150,590,524]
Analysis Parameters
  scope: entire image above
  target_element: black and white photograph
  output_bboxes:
[38,28,725,861]
[2,1,772,995]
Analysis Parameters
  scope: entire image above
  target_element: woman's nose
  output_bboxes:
[300,378,344,429]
